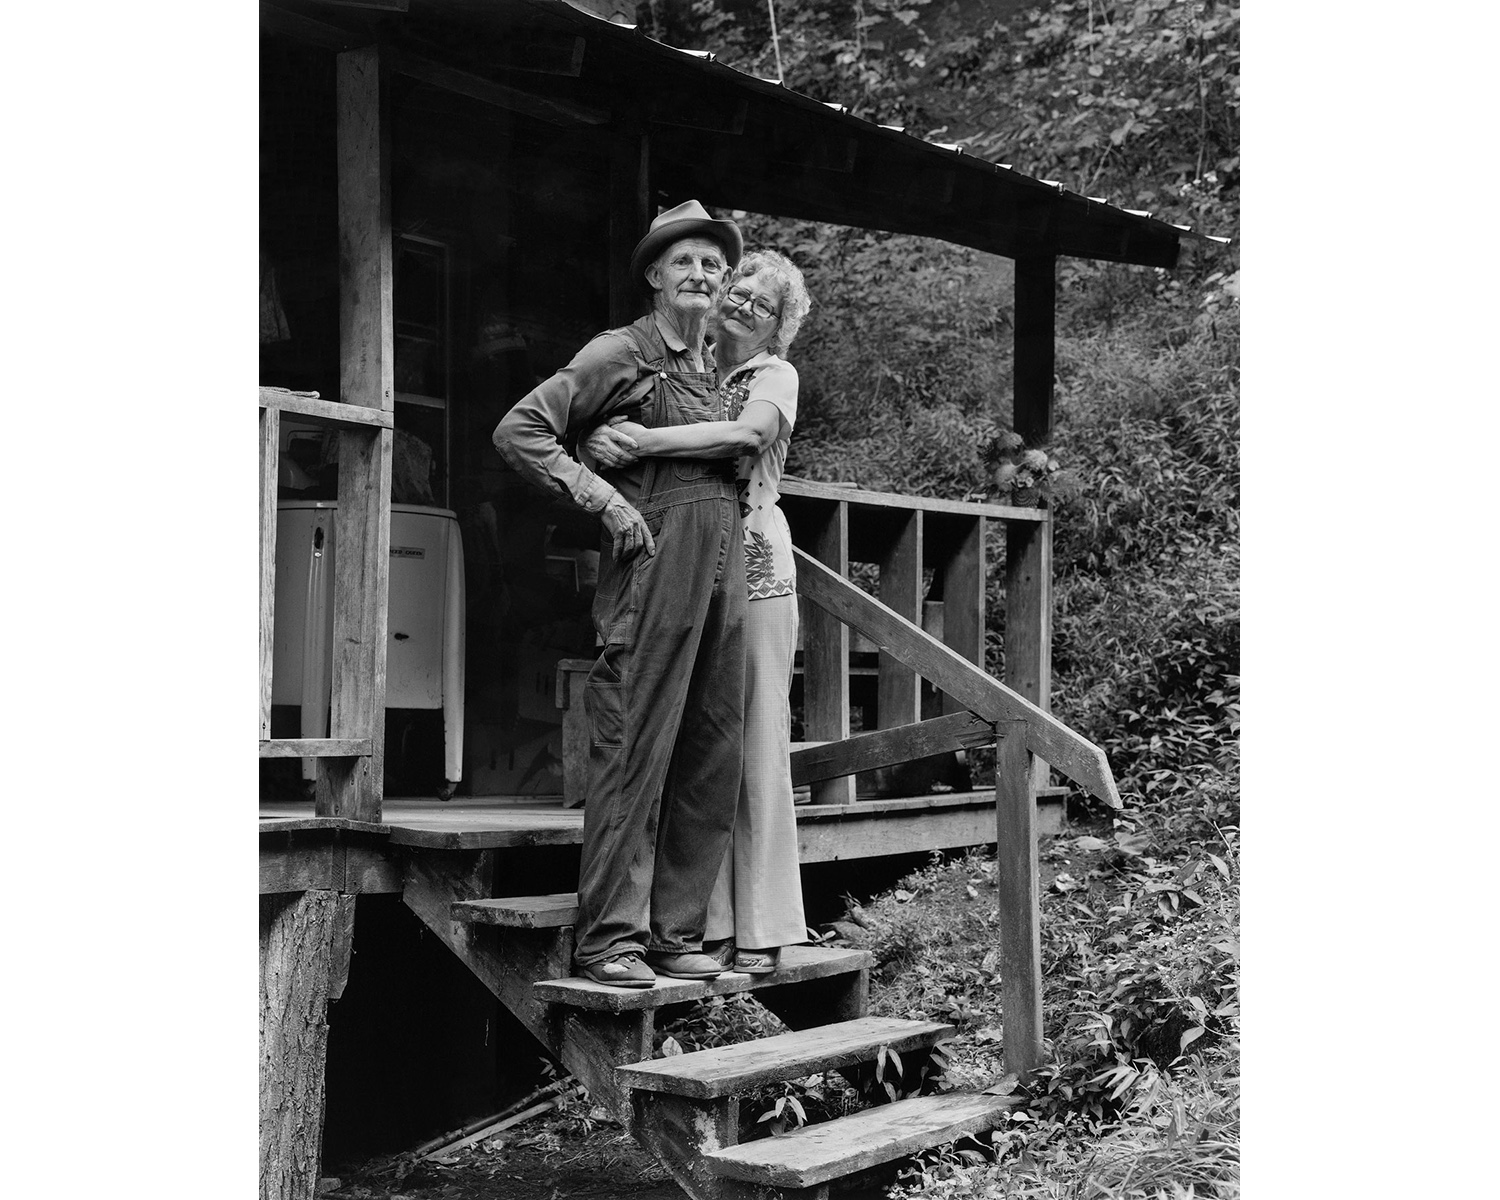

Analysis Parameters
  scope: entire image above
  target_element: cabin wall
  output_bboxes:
[262,31,627,799]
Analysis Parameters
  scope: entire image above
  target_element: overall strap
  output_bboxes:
[610,317,668,423]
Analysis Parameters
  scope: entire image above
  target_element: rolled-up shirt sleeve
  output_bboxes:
[492,333,638,514]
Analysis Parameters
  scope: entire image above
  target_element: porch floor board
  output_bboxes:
[260,789,1066,851]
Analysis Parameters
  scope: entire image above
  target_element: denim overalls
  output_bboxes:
[573,316,748,967]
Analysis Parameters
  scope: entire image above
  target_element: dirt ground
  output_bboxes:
[323,1118,685,1200]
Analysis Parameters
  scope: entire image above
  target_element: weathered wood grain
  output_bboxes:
[619,1016,953,1099]
[453,893,580,928]
[259,830,402,895]
[261,403,280,741]
[703,1090,1022,1188]
[793,549,1119,807]
[877,509,922,736]
[260,890,356,1200]
[260,738,374,759]
[994,723,1043,1075]
[781,478,1045,521]
[936,516,984,718]
[1005,515,1053,790]
[322,45,394,823]
[630,1091,744,1200]
[258,388,393,430]
[790,712,994,786]
[801,501,854,806]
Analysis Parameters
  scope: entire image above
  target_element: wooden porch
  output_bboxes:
[256,3,1203,1197]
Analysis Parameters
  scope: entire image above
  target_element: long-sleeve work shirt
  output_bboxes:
[493,312,710,511]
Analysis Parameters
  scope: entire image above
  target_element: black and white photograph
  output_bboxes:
[13,2,1496,1198]
[254,3,1240,1197]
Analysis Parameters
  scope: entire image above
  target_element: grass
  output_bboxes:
[643,769,1240,1199]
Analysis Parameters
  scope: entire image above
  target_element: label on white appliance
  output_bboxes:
[390,546,426,559]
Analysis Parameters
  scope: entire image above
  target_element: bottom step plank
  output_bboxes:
[704,1090,1022,1190]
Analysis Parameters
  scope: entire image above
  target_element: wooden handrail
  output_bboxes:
[259,386,395,430]
[792,547,1120,808]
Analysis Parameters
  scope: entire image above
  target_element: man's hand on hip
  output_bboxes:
[601,493,656,563]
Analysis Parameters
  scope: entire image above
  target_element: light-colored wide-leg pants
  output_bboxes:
[706,592,807,950]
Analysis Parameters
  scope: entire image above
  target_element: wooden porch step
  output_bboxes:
[702,1090,1022,1189]
[533,945,872,1013]
[453,893,578,928]
[618,1015,952,1099]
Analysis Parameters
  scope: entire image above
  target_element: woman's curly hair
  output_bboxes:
[725,249,812,358]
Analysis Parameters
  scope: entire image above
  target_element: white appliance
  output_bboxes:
[273,501,465,792]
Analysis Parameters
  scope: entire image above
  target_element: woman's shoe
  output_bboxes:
[732,947,781,975]
[704,939,737,969]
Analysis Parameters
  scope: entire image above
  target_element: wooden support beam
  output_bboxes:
[791,712,993,786]
[1012,254,1056,446]
[259,738,374,759]
[1011,253,1056,790]
[649,92,747,135]
[993,723,1043,1075]
[630,1091,740,1200]
[609,127,651,327]
[261,404,280,741]
[259,889,357,1200]
[801,501,854,805]
[259,387,394,431]
[877,509,922,731]
[259,830,402,895]
[322,45,395,824]
[386,49,610,128]
[794,548,1118,806]
[1005,516,1053,788]
[259,1,362,52]
[487,33,587,78]
[400,854,648,1123]
[937,517,985,718]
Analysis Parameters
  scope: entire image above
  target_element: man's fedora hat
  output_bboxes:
[630,200,743,286]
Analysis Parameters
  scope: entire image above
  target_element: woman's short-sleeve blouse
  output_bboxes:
[721,353,798,601]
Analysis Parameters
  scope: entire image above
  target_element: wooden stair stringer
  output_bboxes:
[618,1017,1018,1200]
[400,853,652,1120]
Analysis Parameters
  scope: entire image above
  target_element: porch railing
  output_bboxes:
[788,546,1120,1075]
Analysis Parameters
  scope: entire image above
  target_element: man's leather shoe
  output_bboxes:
[644,950,725,980]
[576,953,656,988]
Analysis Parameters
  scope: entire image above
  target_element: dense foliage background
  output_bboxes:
[641,0,1240,810]
[642,6,1241,1192]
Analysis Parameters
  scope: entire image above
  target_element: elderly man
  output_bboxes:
[493,201,747,988]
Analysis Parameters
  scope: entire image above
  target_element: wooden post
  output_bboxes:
[322,45,394,822]
[1010,253,1056,790]
[609,127,651,327]
[261,404,281,741]
[877,510,922,729]
[802,500,854,805]
[993,721,1043,1075]
[260,890,357,1200]
[937,516,985,716]
[1004,518,1052,789]
[1012,254,1055,446]
[876,509,922,794]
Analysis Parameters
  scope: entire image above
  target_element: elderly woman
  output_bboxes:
[588,249,813,974]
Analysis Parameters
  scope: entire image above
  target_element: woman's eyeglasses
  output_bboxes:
[724,285,780,322]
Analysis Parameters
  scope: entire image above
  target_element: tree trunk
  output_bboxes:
[260,890,356,1200]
